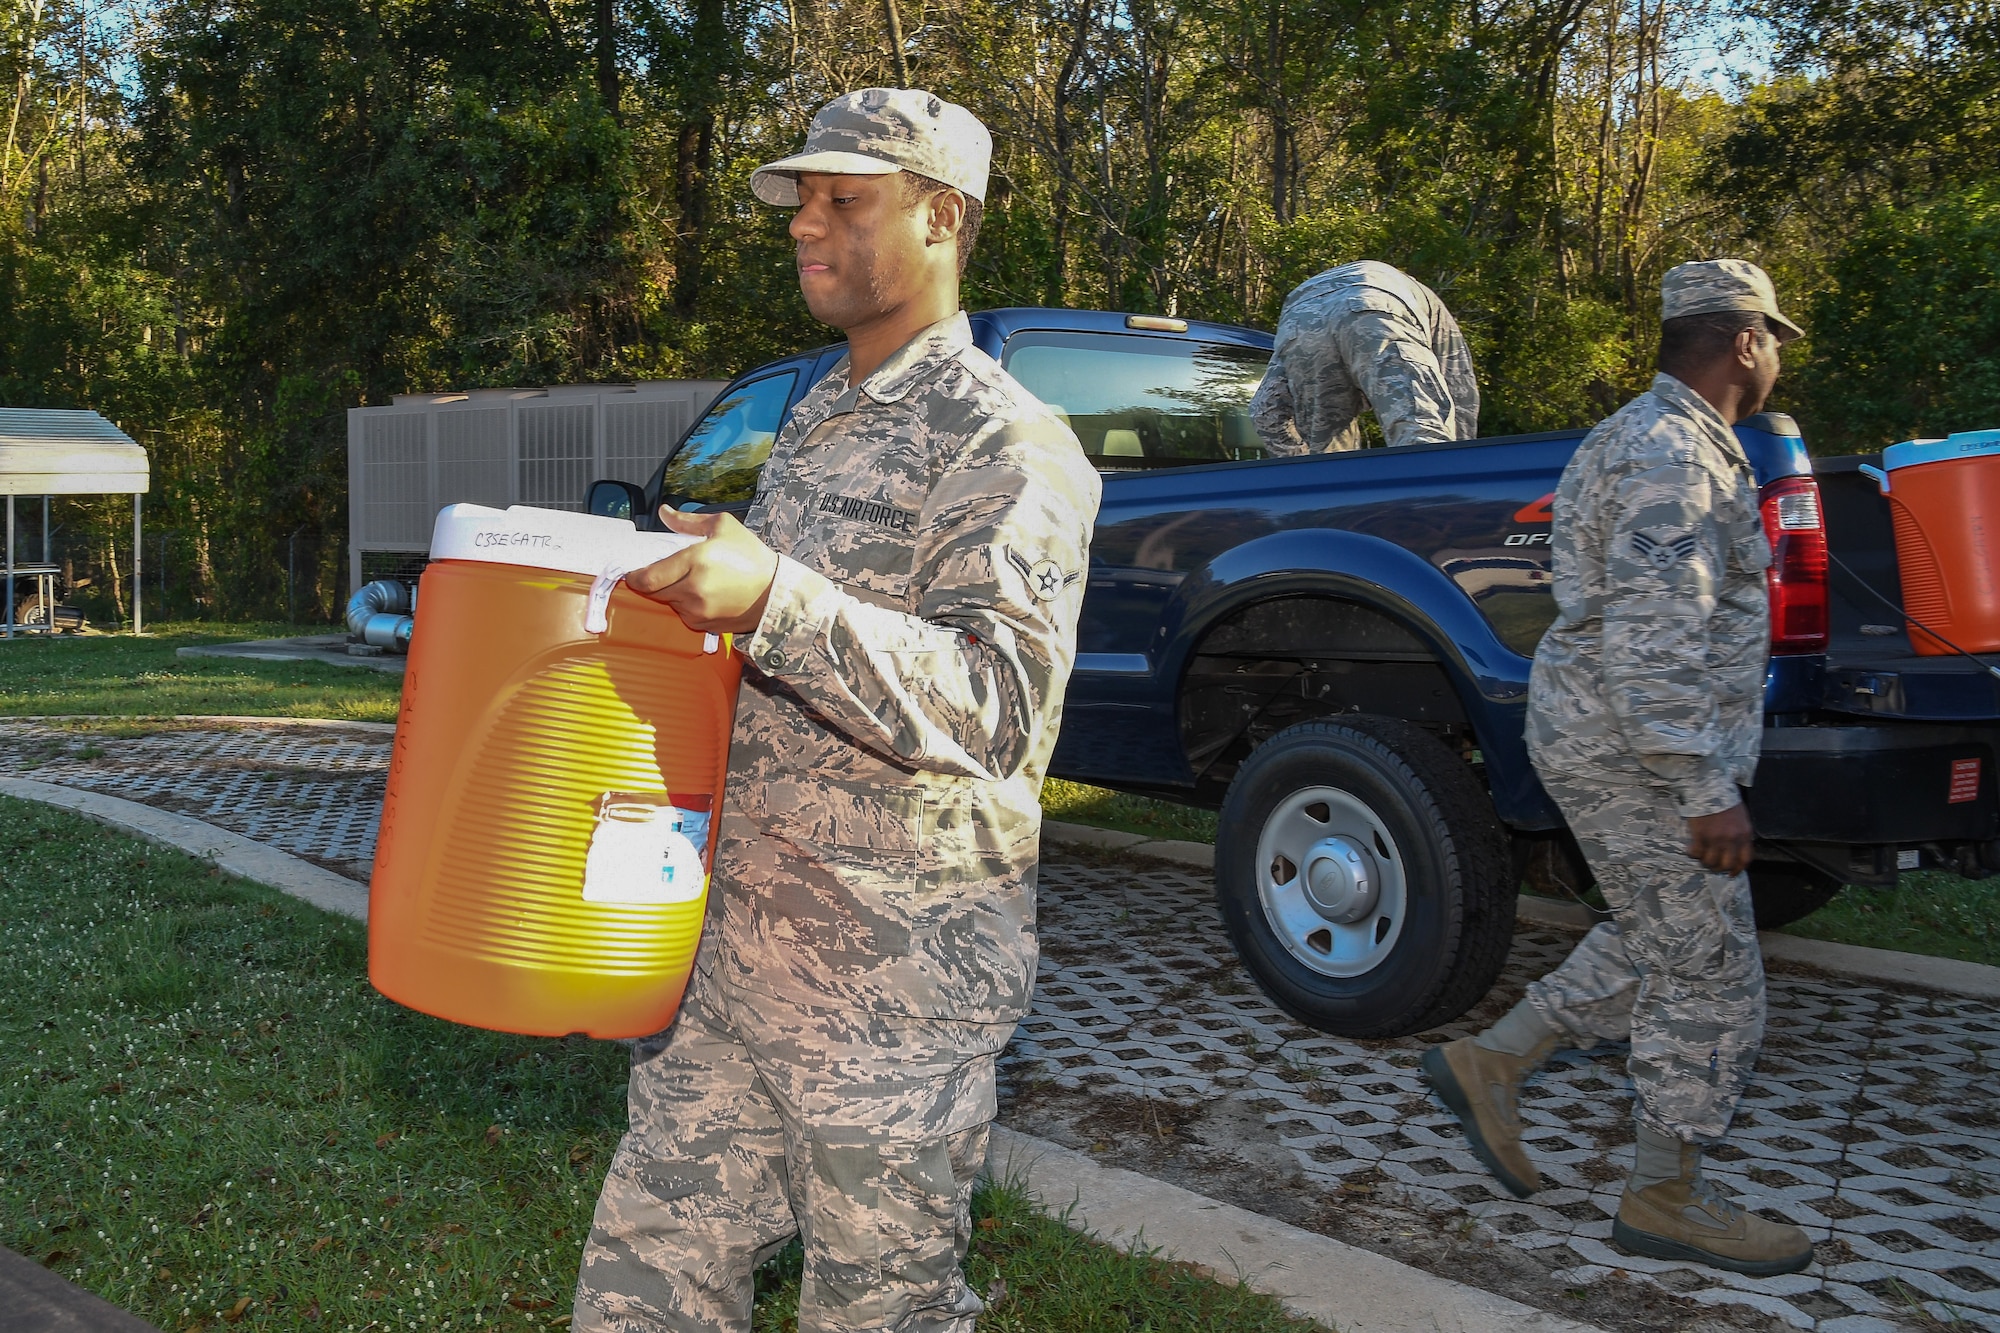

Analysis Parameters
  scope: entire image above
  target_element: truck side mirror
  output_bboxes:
[586,479,649,522]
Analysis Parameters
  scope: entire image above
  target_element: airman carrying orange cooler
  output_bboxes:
[368,503,741,1039]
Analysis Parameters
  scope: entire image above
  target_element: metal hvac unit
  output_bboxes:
[347,380,727,593]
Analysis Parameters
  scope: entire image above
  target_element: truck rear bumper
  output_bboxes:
[1749,721,1999,846]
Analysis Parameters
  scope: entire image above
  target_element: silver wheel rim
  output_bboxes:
[1253,785,1408,978]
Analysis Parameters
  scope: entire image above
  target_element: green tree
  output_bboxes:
[1795,188,2000,451]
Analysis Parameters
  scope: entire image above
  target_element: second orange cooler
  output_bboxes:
[1862,429,2000,656]
[368,504,742,1039]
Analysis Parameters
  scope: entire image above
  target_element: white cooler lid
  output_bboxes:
[429,504,698,576]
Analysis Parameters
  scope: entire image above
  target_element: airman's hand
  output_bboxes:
[627,509,779,635]
[1686,802,1755,876]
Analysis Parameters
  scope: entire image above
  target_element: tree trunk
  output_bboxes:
[672,0,725,316]
[104,535,125,626]
[883,0,911,86]
[673,115,715,317]
[1049,0,1092,305]
[1267,0,1291,224]
[595,0,620,121]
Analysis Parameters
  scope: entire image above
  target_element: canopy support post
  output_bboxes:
[133,494,143,636]
[41,495,49,562]
[5,495,14,640]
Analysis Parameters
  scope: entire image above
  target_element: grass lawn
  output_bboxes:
[1040,779,1219,844]
[1779,870,1999,968]
[0,797,1315,1332]
[0,623,401,722]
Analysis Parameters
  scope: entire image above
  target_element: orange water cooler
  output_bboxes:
[368,504,741,1038]
[1861,429,2000,656]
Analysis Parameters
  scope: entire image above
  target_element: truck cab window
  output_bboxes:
[659,372,799,506]
[1002,331,1269,468]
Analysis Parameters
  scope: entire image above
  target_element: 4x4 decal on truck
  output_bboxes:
[1505,492,1556,546]
[1514,493,1555,524]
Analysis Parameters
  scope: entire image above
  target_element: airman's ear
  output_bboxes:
[927,188,967,248]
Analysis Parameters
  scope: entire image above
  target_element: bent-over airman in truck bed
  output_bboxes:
[1250,260,1480,454]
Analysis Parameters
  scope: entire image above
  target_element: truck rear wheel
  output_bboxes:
[1748,863,1843,929]
[1215,716,1514,1038]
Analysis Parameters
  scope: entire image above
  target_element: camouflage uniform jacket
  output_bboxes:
[1526,373,1771,818]
[1250,261,1480,454]
[706,311,1101,1024]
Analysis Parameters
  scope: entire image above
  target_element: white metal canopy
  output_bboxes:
[0,409,150,495]
[0,409,150,637]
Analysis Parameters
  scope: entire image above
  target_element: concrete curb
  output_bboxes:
[0,778,369,923]
[985,1126,1604,1333]
[0,714,396,734]
[179,715,396,734]
[1045,820,2000,1001]
[1511,892,2000,1000]
[1043,818,1214,868]
[176,635,407,676]
[0,1244,158,1330]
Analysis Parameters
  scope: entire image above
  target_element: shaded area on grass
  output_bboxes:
[0,622,401,722]
[1779,870,1999,969]
[1041,779,1218,845]
[0,797,1317,1331]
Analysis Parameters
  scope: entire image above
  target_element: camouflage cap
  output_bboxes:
[1661,259,1803,341]
[751,88,991,207]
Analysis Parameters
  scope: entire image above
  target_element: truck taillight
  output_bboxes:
[1759,475,1829,655]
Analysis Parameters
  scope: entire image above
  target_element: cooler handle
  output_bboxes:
[585,563,722,654]
[1859,464,1890,494]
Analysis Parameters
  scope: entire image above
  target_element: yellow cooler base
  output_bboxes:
[372,943,693,1039]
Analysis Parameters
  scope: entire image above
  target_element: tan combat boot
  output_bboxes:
[1421,1019,1558,1199]
[1613,1132,1816,1277]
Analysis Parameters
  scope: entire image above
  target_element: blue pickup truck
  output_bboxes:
[586,307,2000,1038]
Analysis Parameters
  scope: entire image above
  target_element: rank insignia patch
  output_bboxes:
[1006,547,1082,602]
[1631,530,1698,571]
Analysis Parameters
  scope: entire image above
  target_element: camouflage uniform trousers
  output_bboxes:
[1524,771,1766,1144]
[573,969,1012,1332]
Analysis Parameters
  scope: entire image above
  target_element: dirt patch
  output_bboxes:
[999,1076,1820,1333]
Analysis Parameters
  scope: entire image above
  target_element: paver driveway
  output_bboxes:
[3,717,1995,1331]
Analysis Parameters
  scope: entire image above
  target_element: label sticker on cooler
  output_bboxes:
[581,792,713,905]
[1949,757,1982,804]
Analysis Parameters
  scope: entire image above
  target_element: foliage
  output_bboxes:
[1794,186,2000,451]
[1716,0,2000,448]
[0,797,1315,1330]
[0,0,1994,612]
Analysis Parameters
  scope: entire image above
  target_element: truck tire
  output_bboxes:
[1748,863,1843,929]
[1214,716,1514,1038]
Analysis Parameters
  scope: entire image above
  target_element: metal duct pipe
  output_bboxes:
[346,579,416,653]
[361,612,416,651]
